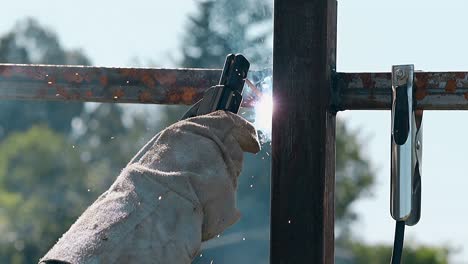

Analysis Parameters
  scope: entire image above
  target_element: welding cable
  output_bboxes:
[390,221,405,264]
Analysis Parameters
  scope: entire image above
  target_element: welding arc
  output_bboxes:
[390,221,405,264]
[244,78,262,98]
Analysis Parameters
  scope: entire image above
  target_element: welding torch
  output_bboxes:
[180,54,250,120]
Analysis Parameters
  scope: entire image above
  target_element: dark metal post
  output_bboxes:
[271,0,337,263]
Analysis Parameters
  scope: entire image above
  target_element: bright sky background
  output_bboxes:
[2,0,468,262]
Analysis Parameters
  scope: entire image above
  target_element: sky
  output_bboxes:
[2,0,468,262]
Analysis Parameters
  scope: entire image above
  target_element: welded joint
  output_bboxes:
[330,68,342,113]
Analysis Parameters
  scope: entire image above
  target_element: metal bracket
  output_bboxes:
[390,64,423,225]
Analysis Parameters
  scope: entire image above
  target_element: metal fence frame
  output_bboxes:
[1,1,467,263]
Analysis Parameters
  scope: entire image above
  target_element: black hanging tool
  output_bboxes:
[180,54,250,120]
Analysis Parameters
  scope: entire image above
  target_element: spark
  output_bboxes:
[244,78,262,97]
[248,76,273,142]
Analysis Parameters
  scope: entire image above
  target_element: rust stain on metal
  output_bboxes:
[46,76,56,84]
[455,72,466,79]
[99,75,109,86]
[463,92,468,100]
[142,74,156,88]
[0,67,13,77]
[414,74,428,101]
[56,86,69,99]
[64,71,84,83]
[181,87,197,104]
[414,86,427,101]
[71,92,81,100]
[0,64,259,106]
[415,73,429,90]
[119,68,140,79]
[155,71,177,86]
[138,91,153,103]
[82,71,95,83]
[168,92,180,102]
[360,73,374,89]
[445,79,457,93]
[113,89,125,100]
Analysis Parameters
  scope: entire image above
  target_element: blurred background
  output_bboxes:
[0,0,466,263]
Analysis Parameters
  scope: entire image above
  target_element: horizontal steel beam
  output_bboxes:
[2,64,468,111]
[336,72,468,110]
[0,64,270,106]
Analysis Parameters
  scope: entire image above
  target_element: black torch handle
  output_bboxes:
[180,54,250,120]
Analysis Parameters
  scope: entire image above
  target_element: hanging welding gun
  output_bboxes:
[181,54,250,120]
[389,64,423,264]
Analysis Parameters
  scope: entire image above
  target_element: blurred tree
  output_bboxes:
[73,103,150,192]
[348,242,449,264]
[0,126,92,264]
[335,121,373,237]
[180,0,272,68]
[0,18,89,138]
[0,18,151,263]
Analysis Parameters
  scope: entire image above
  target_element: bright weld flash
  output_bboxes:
[245,77,273,142]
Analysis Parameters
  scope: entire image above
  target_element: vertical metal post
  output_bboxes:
[271,0,337,263]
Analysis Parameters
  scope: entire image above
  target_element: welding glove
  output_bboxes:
[39,110,260,264]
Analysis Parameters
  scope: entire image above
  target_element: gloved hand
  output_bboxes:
[40,111,260,264]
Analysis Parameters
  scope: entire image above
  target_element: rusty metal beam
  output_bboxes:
[335,71,468,110]
[0,64,268,106]
[3,64,468,111]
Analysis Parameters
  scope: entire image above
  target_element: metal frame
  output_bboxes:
[1,1,467,263]
[271,0,336,263]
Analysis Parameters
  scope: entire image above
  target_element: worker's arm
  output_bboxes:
[39,110,260,264]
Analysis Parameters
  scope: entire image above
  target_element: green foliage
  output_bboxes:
[348,242,450,264]
[0,18,152,263]
[335,121,374,234]
[0,126,92,264]
[72,103,150,192]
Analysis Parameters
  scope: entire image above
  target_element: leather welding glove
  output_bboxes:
[39,110,260,264]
